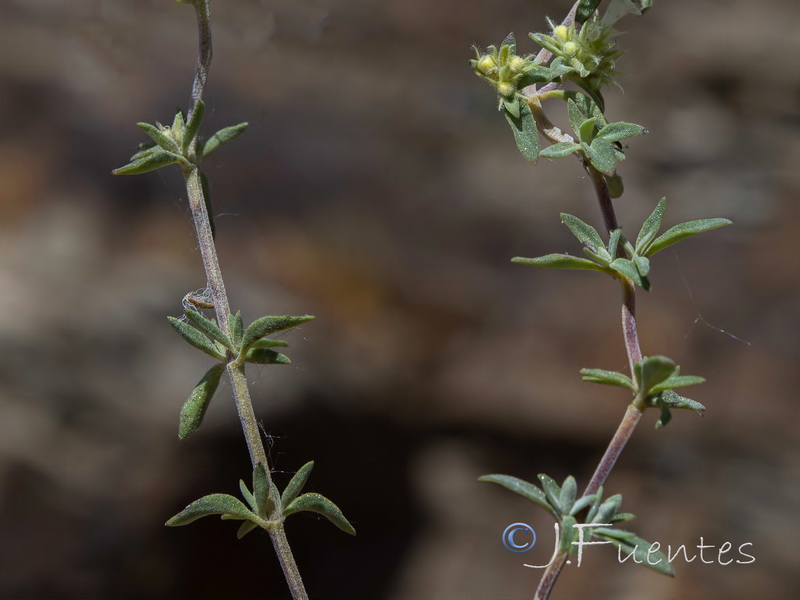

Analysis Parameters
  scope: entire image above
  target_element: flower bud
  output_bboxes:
[497,81,515,98]
[477,55,497,74]
[554,25,569,43]
[508,56,526,73]
[563,41,578,57]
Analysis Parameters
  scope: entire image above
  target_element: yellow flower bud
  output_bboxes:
[508,56,526,73]
[497,81,515,97]
[477,55,497,74]
[563,41,578,57]
[554,25,569,43]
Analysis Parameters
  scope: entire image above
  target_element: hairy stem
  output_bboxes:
[533,167,645,600]
[188,0,212,122]
[182,2,308,598]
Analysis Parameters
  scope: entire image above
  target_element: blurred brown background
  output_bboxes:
[0,0,798,599]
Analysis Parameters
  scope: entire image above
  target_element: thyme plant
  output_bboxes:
[470,1,730,598]
[112,1,353,598]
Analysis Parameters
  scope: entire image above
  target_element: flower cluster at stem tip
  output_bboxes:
[470,42,537,101]
[537,15,622,89]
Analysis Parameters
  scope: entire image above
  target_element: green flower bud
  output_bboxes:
[563,41,578,57]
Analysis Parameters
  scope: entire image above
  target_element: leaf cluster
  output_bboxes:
[166,461,356,538]
[112,101,247,176]
[472,2,655,169]
[479,473,673,576]
[581,355,706,428]
[168,310,314,439]
[513,198,731,292]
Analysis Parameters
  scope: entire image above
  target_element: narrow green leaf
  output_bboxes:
[500,32,516,56]
[607,228,621,258]
[503,97,521,120]
[650,375,705,394]
[283,492,356,535]
[245,348,291,365]
[661,389,705,412]
[636,356,678,394]
[548,56,576,79]
[241,315,314,352]
[569,493,598,516]
[167,316,226,361]
[635,198,666,254]
[231,312,244,350]
[611,512,636,523]
[578,117,599,144]
[580,368,635,390]
[112,148,185,175]
[586,138,616,175]
[504,99,539,162]
[517,66,556,89]
[602,0,648,27]
[582,246,612,267]
[282,461,315,508]
[236,520,259,539]
[239,480,257,513]
[201,122,248,159]
[540,142,581,158]
[128,143,157,162]
[184,309,233,351]
[137,122,180,154]
[529,32,561,58]
[253,464,275,518]
[178,363,225,439]
[166,493,258,526]
[537,474,562,515]
[596,121,648,142]
[593,494,622,525]
[567,98,586,135]
[645,218,732,257]
[478,474,556,517]
[559,476,577,515]
[183,100,206,154]
[609,257,644,287]
[560,213,607,255]
[560,515,578,553]
[171,109,186,140]
[594,529,675,576]
[605,172,624,198]
[633,254,650,278]
[249,338,289,349]
[512,254,608,272]
[585,486,604,522]
[577,0,603,23]
[592,526,636,540]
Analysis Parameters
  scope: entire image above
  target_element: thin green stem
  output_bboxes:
[181,2,308,598]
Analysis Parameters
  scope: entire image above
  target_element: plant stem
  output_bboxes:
[532,166,645,600]
[181,2,308,598]
[188,0,212,122]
